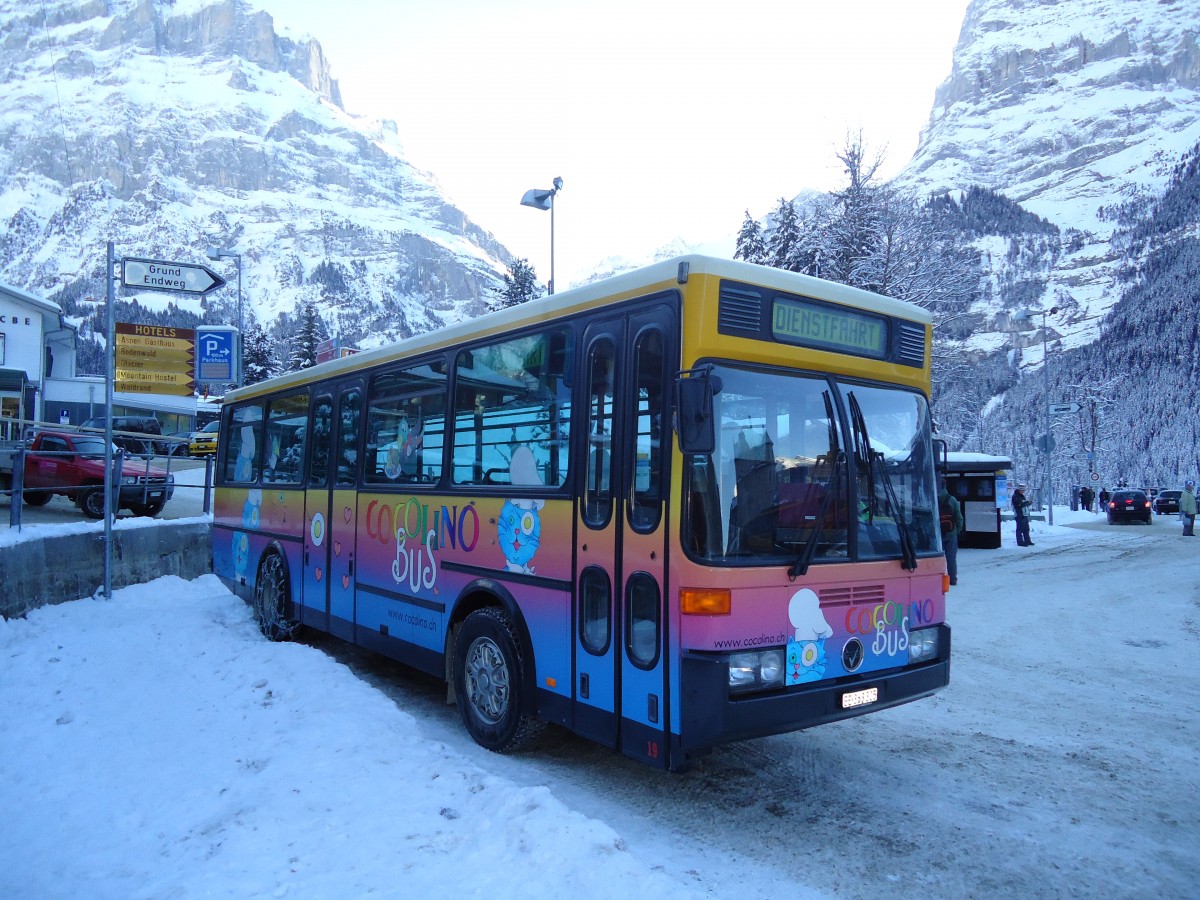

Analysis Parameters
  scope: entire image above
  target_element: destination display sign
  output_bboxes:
[771,296,888,358]
[114,323,196,396]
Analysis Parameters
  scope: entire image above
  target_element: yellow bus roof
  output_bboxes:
[227,255,932,402]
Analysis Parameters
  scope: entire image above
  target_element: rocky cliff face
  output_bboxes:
[0,0,512,349]
[896,0,1200,356]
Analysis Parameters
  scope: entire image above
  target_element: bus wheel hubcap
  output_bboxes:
[465,637,509,725]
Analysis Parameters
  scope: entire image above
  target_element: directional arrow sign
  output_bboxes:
[1049,402,1081,414]
[121,257,227,295]
[115,370,196,397]
[115,322,195,396]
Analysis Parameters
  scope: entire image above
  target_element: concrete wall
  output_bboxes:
[1,522,212,619]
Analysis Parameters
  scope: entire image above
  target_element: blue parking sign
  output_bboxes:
[196,327,236,381]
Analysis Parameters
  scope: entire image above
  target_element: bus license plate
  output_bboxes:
[842,687,878,709]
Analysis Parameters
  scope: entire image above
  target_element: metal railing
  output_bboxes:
[3,420,213,530]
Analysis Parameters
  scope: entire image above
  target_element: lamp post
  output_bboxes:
[1014,305,1060,524]
[206,247,243,387]
[520,176,563,294]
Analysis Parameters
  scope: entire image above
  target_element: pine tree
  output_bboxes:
[733,211,766,264]
[494,258,543,309]
[287,299,328,372]
[825,134,886,290]
[242,322,277,385]
[765,199,801,270]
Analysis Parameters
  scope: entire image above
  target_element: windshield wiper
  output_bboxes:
[789,450,844,580]
[848,393,917,572]
[789,390,842,580]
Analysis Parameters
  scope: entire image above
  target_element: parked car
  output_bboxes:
[10,430,174,518]
[162,430,194,457]
[1106,489,1152,525]
[188,420,220,456]
[80,415,164,457]
[1153,490,1182,516]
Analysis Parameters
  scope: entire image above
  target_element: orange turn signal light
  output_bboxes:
[942,574,951,594]
[680,587,731,616]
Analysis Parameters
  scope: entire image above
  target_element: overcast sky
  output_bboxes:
[252,0,971,287]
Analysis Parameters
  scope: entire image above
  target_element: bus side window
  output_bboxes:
[584,337,615,527]
[308,395,334,487]
[263,393,309,485]
[222,403,263,484]
[452,329,571,488]
[335,388,361,486]
[630,327,665,532]
[365,363,446,485]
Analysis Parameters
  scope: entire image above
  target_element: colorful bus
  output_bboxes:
[213,255,950,770]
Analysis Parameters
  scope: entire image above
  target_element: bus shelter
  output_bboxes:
[944,452,1012,549]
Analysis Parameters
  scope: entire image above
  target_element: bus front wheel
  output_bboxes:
[254,551,299,642]
[454,607,536,752]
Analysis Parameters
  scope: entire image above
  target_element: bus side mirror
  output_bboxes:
[675,368,722,455]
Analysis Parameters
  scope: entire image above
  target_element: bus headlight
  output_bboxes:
[728,649,786,693]
[908,627,940,664]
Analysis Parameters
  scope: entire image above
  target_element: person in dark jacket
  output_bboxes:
[1079,485,1095,512]
[939,481,964,584]
[1012,483,1033,546]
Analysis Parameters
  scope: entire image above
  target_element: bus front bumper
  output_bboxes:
[678,624,950,753]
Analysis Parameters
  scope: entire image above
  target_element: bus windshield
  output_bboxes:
[683,364,939,565]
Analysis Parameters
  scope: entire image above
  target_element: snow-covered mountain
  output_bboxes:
[895,0,1200,358]
[0,0,514,350]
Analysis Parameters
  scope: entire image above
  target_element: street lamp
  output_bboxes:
[206,247,243,387]
[520,176,563,294]
[1014,305,1060,524]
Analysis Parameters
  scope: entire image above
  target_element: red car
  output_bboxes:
[19,431,175,518]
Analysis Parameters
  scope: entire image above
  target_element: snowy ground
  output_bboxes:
[1,508,1197,899]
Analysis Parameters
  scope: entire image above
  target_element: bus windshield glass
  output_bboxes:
[683,365,939,565]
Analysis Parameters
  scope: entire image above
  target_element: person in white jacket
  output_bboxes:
[1180,480,1197,536]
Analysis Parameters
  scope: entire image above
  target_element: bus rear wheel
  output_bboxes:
[253,551,299,641]
[454,607,537,752]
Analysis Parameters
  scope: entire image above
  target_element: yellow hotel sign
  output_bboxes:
[114,323,196,396]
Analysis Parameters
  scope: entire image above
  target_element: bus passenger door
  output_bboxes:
[302,381,363,641]
[617,310,673,766]
[574,305,675,766]
[574,320,622,747]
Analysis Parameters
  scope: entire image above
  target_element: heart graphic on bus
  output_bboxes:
[315,567,323,582]
[342,574,351,590]
[334,541,342,557]
[344,507,352,523]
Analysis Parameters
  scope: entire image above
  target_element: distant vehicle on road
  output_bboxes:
[1152,490,1181,515]
[1107,489,1152,525]
[80,415,165,457]
[2,430,175,518]
[188,421,220,456]
[162,430,193,457]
